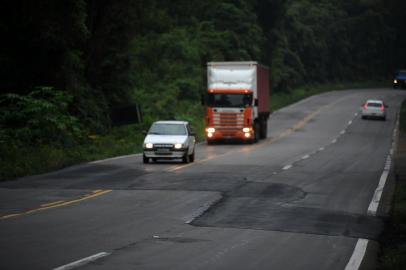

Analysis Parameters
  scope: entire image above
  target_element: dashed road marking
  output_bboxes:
[53,252,110,270]
[282,165,293,170]
[344,239,368,270]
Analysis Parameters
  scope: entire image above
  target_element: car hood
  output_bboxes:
[144,135,187,145]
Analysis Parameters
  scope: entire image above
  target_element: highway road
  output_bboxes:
[1,88,405,270]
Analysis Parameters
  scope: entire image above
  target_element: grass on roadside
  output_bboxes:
[0,124,146,181]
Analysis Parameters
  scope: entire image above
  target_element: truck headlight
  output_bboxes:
[145,143,153,149]
[174,143,183,149]
[242,127,251,133]
[207,127,215,133]
[394,79,398,84]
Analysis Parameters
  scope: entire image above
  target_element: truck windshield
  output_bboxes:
[207,93,253,108]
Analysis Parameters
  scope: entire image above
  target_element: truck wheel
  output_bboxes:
[143,155,149,164]
[260,121,267,139]
[253,122,260,143]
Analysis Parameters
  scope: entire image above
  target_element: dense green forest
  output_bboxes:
[1,0,406,178]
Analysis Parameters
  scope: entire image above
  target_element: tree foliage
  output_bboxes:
[0,0,405,142]
[0,87,83,146]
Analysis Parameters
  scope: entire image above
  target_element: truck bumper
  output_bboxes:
[206,129,253,142]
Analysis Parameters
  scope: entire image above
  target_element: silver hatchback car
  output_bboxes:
[361,99,387,121]
[143,121,196,163]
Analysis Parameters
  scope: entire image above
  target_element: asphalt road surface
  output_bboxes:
[1,88,405,270]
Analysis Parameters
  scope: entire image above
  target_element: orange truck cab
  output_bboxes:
[205,61,270,144]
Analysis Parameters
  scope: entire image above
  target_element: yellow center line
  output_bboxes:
[0,189,112,220]
[168,95,350,171]
[40,200,66,207]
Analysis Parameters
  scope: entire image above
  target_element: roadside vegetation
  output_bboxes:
[1,0,405,181]
[378,100,406,269]
[0,81,385,181]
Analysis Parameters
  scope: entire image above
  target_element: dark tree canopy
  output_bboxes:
[0,0,405,133]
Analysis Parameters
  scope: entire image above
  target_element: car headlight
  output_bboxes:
[242,127,251,133]
[207,127,215,133]
[145,143,153,149]
[174,143,183,149]
[394,79,398,84]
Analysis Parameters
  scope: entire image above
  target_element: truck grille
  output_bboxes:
[213,112,244,130]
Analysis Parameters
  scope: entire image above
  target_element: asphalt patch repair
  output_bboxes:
[192,182,384,240]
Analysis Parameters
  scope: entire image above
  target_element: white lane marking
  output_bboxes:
[354,112,358,116]
[344,239,368,270]
[89,154,141,164]
[331,139,337,143]
[340,130,346,135]
[301,155,310,160]
[367,170,390,215]
[53,252,110,270]
[345,113,399,270]
[348,120,353,125]
[319,147,325,151]
[282,165,293,170]
[367,112,399,216]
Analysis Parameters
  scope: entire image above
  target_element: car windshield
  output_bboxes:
[148,123,187,135]
[367,102,382,107]
[207,93,253,108]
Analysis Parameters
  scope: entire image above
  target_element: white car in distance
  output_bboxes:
[361,99,387,121]
[143,121,196,164]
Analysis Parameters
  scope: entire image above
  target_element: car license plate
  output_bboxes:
[156,148,170,154]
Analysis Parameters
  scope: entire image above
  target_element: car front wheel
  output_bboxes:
[182,150,190,163]
[189,150,195,162]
